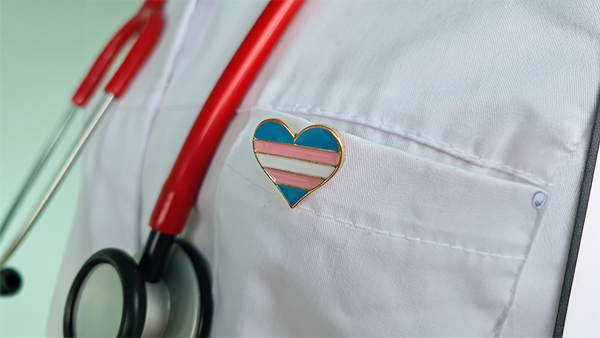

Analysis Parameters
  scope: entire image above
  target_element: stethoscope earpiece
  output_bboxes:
[64,239,212,337]
[0,267,22,296]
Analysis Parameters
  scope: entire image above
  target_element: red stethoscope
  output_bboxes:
[1,1,599,337]
[0,0,304,336]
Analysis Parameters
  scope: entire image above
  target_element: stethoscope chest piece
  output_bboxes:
[64,239,212,337]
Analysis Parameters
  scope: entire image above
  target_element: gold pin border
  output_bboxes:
[252,118,346,208]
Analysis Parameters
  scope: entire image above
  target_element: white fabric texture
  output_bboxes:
[48,1,600,337]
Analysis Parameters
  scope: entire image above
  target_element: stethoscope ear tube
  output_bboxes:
[0,0,166,268]
[0,105,78,242]
[72,0,165,106]
[0,94,116,268]
[1,2,166,271]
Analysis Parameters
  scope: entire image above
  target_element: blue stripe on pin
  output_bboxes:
[254,121,294,144]
[295,128,339,151]
[277,185,308,206]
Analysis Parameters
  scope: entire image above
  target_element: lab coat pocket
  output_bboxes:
[211,108,544,337]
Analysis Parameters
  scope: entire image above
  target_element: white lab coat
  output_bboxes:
[48,1,600,336]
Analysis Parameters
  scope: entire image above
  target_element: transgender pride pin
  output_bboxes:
[253,119,346,208]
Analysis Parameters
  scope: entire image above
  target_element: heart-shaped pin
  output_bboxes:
[253,119,346,208]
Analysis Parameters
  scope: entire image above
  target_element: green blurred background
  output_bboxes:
[0,1,141,336]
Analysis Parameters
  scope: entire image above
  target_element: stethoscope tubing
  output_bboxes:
[0,0,165,269]
[62,2,305,335]
[149,0,305,236]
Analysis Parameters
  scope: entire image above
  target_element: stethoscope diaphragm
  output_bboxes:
[64,239,212,337]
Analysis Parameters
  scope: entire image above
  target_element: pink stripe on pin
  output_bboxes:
[253,140,339,165]
[264,168,323,190]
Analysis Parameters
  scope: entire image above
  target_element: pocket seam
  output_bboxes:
[225,163,526,261]
[251,103,552,188]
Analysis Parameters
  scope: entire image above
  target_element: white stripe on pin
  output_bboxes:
[256,153,335,179]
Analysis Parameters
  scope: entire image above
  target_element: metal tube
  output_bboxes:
[0,94,115,267]
[0,105,78,240]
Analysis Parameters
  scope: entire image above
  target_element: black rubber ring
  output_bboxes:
[64,248,147,337]
[175,239,213,338]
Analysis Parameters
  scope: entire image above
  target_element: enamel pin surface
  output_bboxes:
[253,119,346,208]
